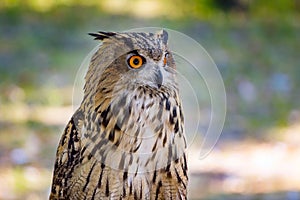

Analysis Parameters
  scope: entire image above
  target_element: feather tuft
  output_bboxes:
[88,31,116,40]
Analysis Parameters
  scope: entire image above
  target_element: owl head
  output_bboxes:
[78,31,185,174]
[85,30,178,100]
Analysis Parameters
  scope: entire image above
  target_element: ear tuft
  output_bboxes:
[88,31,116,41]
[156,29,168,45]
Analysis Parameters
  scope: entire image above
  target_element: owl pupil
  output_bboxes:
[133,58,140,65]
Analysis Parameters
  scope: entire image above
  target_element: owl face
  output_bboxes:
[87,31,178,95]
[123,48,169,89]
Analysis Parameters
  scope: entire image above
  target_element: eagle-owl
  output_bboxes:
[49,30,188,199]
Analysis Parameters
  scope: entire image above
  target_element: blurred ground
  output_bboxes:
[1,0,300,199]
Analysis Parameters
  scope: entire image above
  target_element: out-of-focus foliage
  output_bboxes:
[1,0,299,132]
[0,0,300,199]
[1,0,299,19]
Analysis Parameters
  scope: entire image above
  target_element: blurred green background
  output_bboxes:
[1,0,300,199]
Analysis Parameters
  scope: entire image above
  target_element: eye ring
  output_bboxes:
[127,55,145,69]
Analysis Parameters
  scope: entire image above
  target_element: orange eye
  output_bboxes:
[128,55,144,69]
[163,57,167,65]
[163,52,169,65]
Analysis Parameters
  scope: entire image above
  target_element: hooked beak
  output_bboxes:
[156,69,163,88]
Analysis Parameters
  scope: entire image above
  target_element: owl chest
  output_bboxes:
[115,94,184,168]
[83,91,184,170]
[75,94,186,198]
[119,95,174,146]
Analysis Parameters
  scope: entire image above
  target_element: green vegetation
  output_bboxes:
[1,0,299,133]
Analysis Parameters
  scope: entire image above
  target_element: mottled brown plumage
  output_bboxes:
[50,30,188,199]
